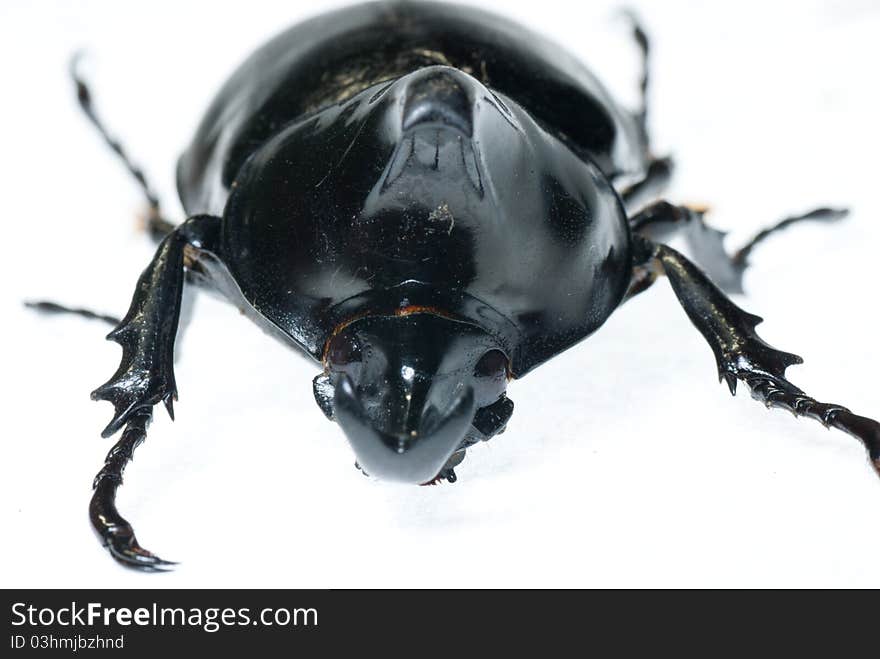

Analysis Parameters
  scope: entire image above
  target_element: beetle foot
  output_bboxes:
[90,410,177,570]
[739,372,880,479]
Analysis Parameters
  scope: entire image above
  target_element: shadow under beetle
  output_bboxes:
[34,1,880,569]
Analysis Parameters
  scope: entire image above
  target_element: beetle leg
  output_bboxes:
[729,207,848,275]
[630,201,848,294]
[640,237,880,477]
[92,215,219,437]
[619,156,674,211]
[87,215,219,568]
[623,249,664,303]
[71,53,175,242]
[613,12,677,212]
[24,300,119,325]
[619,9,651,149]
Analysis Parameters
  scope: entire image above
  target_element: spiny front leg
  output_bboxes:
[644,238,880,476]
[90,214,219,568]
[92,216,217,437]
[92,230,186,437]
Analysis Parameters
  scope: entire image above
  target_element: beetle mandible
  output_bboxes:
[31,0,880,569]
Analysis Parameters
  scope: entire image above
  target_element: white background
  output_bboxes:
[2,0,879,588]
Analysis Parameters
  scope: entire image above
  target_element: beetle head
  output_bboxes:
[315,313,511,484]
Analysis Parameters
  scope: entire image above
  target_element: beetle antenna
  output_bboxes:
[89,409,177,570]
[70,52,173,241]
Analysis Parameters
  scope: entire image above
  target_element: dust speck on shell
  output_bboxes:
[428,202,455,234]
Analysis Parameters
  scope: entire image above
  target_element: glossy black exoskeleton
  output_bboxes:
[33,1,880,569]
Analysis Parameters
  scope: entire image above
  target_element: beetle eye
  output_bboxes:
[474,349,507,379]
[329,337,363,366]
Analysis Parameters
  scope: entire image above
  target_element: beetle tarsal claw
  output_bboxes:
[100,527,178,572]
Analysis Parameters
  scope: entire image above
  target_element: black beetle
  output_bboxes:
[31,0,880,570]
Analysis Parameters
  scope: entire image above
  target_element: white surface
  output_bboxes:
[2,0,879,588]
